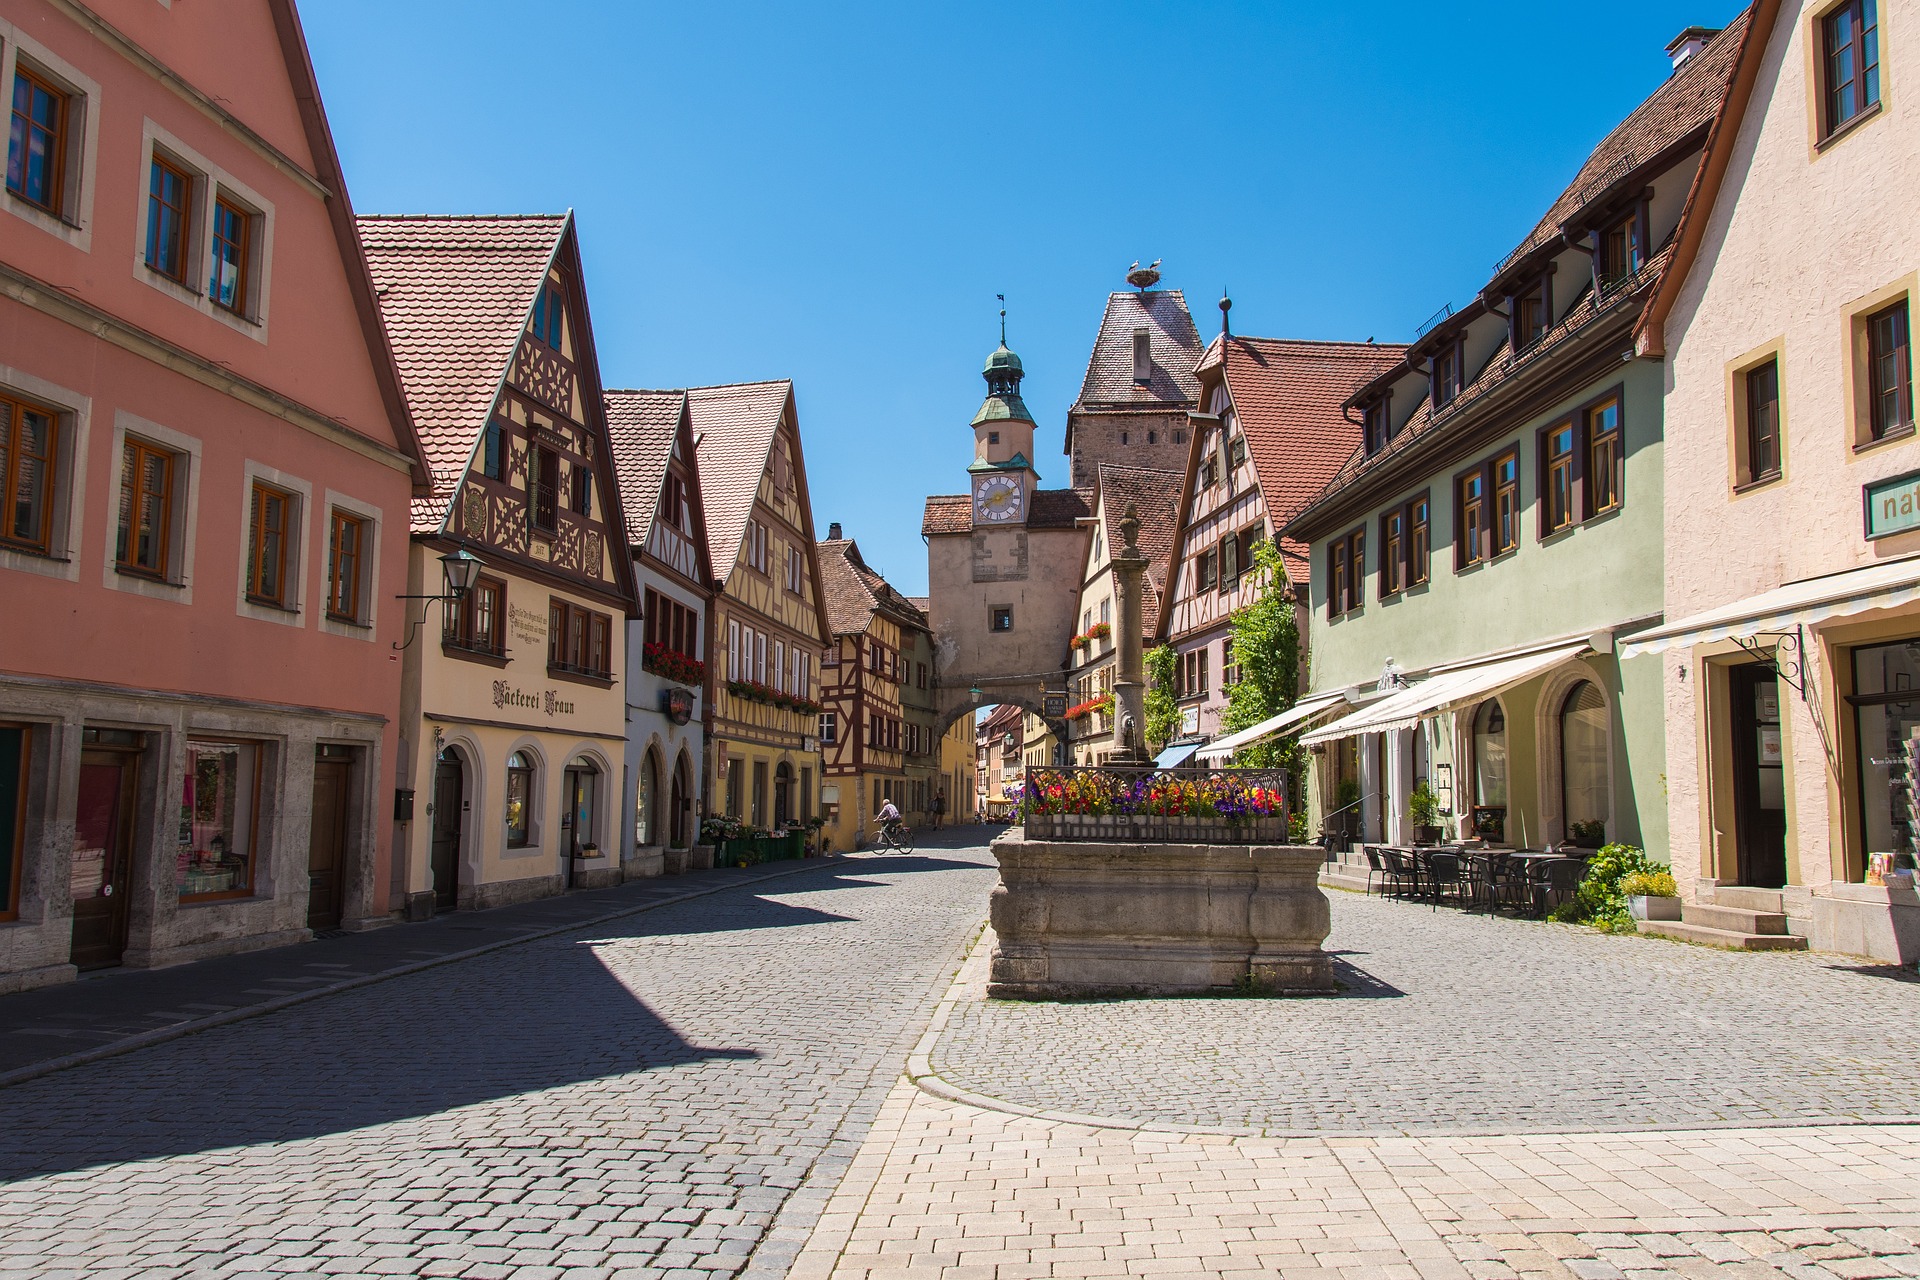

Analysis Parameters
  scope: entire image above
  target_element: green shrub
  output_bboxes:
[1619,870,1677,899]
[1562,843,1670,932]
[1409,780,1441,826]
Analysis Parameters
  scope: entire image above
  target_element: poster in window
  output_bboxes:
[1760,726,1783,765]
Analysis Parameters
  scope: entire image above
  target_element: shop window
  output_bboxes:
[179,740,261,901]
[1851,639,1920,880]
[144,154,192,284]
[636,750,660,847]
[7,66,69,215]
[445,575,505,656]
[116,438,175,579]
[1822,0,1881,138]
[246,481,296,607]
[1560,682,1609,835]
[505,751,534,847]
[563,759,598,856]
[0,724,25,919]
[0,391,60,556]
[1471,700,1508,842]
[325,509,368,623]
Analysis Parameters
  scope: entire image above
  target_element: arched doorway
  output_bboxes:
[430,747,464,912]
[773,761,793,829]
[563,757,599,861]
[670,752,691,848]
[1559,681,1609,840]
[1470,699,1508,842]
[637,748,661,847]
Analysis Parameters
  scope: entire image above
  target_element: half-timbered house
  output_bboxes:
[816,530,918,850]
[1156,334,1404,753]
[362,212,638,915]
[606,390,714,877]
[687,381,830,833]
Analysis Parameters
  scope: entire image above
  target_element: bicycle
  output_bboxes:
[872,822,915,854]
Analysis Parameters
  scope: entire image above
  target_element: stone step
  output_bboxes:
[1638,919,1807,950]
[1319,869,1373,895]
[1713,885,1786,913]
[1684,903,1793,935]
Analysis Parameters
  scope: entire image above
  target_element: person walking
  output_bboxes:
[931,790,946,830]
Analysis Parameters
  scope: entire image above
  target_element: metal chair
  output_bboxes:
[1361,845,1385,896]
[1423,851,1466,910]
[1530,857,1586,917]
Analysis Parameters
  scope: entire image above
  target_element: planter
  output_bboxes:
[1411,824,1443,846]
[685,844,715,872]
[988,834,1334,998]
[570,854,619,890]
[1023,812,1285,845]
[662,846,689,876]
[623,846,665,880]
[1629,894,1682,922]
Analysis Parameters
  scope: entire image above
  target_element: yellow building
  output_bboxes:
[1022,711,1061,772]
[938,709,976,825]
[816,532,916,851]
[688,382,829,834]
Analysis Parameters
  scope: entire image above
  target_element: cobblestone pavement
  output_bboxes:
[0,835,1001,1279]
[934,891,1920,1134]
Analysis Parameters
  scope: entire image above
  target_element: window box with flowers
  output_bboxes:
[1063,693,1114,722]
[1070,622,1113,651]
[725,679,823,716]
[642,642,705,688]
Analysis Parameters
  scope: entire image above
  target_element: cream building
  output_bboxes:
[1626,0,1920,958]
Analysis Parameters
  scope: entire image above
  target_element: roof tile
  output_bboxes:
[603,389,686,548]
[1072,290,1203,411]
[685,380,793,581]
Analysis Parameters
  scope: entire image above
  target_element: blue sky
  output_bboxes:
[306,0,1744,597]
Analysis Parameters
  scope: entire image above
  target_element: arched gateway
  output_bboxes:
[921,331,1088,751]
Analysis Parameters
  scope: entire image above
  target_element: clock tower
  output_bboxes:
[969,341,1039,528]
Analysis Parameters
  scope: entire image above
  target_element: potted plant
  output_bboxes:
[1408,781,1443,845]
[1621,869,1681,922]
[1567,819,1607,848]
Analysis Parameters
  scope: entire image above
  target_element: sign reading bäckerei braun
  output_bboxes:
[492,681,576,718]
[1866,469,1920,540]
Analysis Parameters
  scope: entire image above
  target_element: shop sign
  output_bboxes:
[491,680,576,718]
[661,687,693,726]
[1864,468,1920,540]
[1043,694,1066,717]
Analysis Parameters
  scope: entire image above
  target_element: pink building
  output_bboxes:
[0,1,426,988]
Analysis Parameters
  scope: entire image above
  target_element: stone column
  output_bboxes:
[1109,504,1150,767]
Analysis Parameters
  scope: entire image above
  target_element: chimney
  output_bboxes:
[827,522,843,540]
[1665,25,1719,71]
[1132,327,1152,383]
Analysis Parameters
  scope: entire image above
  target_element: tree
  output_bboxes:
[1144,643,1179,749]
[1220,538,1301,772]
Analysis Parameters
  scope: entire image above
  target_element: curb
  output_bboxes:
[904,927,1920,1142]
[0,854,853,1093]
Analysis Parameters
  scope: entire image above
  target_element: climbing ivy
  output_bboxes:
[1144,643,1180,750]
[1221,539,1301,773]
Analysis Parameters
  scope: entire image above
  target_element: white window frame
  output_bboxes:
[134,119,275,340]
[0,26,100,251]
[727,618,740,681]
[0,361,90,582]
[317,489,383,641]
[103,409,201,601]
[236,460,311,627]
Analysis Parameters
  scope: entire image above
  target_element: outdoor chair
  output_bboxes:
[1361,845,1385,896]
[1379,846,1418,900]
[1422,851,1466,910]
[1529,857,1586,917]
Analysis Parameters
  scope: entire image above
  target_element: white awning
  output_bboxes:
[1299,644,1591,745]
[1618,555,1920,658]
[1192,693,1348,762]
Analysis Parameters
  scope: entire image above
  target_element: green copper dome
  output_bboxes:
[982,344,1024,375]
[973,342,1034,427]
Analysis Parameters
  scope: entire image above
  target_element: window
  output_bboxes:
[1868,300,1912,441]
[145,156,191,283]
[987,431,999,445]
[531,283,564,349]
[745,520,770,573]
[7,68,67,214]
[549,598,613,678]
[563,759,598,857]
[1823,0,1881,136]
[1432,340,1465,409]
[1199,454,1218,488]
[1132,328,1152,382]
[1172,428,1187,444]
[1228,435,1246,467]
[1585,398,1622,516]
[1407,494,1430,587]
[1745,359,1782,484]
[1197,547,1217,591]
[1514,276,1551,351]
[506,751,533,847]
[1543,424,1576,536]
[774,639,786,692]
[1148,430,1157,444]
[0,392,58,555]
[326,510,367,622]
[116,438,173,578]
[570,459,591,516]
[727,619,740,681]
[785,543,804,593]
[820,711,837,744]
[662,469,688,533]
[1329,526,1364,616]
[726,758,743,818]
[247,481,294,606]
[482,421,505,480]
[1219,534,1238,590]
[530,445,558,532]
[445,575,505,655]
[918,662,927,689]
[1560,681,1609,834]
[1222,638,1239,688]
[0,724,25,920]
[209,196,250,313]
[179,740,261,900]
[643,588,699,657]
[991,607,1012,632]
[1472,700,1508,808]
[1363,399,1389,455]
[1380,507,1403,597]
[1456,466,1489,568]
[1492,450,1519,556]
[1180,646,1210,698]
[1600,208,1646,290]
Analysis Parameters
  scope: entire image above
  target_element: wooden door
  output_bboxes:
[307,758,350,931]
[670,757,689,848]
[430,756,462,912]
[1730,663,1788,888]
[70,751,135,970]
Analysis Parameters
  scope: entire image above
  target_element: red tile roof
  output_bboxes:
[1071,290,1203,411]
[685,380,793,583]
[922,488,1094,537]
[357,214,566,532]
[817,538,926,638]
[603,389,685,547]
[1217,337,1408,579]
[1094,463,1182,636]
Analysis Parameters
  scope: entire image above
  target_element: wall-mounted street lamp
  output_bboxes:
[393,548,485,651]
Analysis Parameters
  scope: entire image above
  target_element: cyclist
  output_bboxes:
[875,798,904,848]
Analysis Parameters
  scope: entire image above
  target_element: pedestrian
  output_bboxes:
[932,790,946,830]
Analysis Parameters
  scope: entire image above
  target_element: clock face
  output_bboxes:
[973,474,1024,524]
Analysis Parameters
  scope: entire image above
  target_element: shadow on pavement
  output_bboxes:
[1329,953,1406,998]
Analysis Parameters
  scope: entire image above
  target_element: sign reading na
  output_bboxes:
[1865,469,1920,541]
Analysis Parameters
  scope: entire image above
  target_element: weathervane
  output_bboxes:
[997,293,1006,345]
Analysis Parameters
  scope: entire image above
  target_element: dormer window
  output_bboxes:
[1132,328,1152,383]
[1432,340,1465,409]
[1599,207,1648,291]
[1513,276,1551,352]
[1362,399,1390,456]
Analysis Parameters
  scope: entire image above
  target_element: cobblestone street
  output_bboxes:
[0,839,1000,1280]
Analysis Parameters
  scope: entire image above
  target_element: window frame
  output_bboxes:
[445,573,506,657]
[1492,448,1520,557]
[116,437,175,579]
[1454,462,1491,570]
[1432,339,1465,410]
[1745,359,1783,485]
[530,444,559,533]
[0,391,60,557]
[1867,299,1913,443]
[1541,421,1577,538]
[1821,0,1882,140]
[325,508,367,623]
[246,480,295,607]
[208,193,252,314]
[7,65,68,217]
[547,597,614,680]
[1406,492,1431,588]
[1513,275,1552,353]
[144,153,192,284]
[1329,526,1365,617]
[1584,396,1624,518]
[1379,507,1404,598]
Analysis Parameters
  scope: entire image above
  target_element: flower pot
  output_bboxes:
[1412,824,1442,845]
[1629,894,1681,922]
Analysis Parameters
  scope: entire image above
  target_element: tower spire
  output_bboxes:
[997,293,1006,346]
